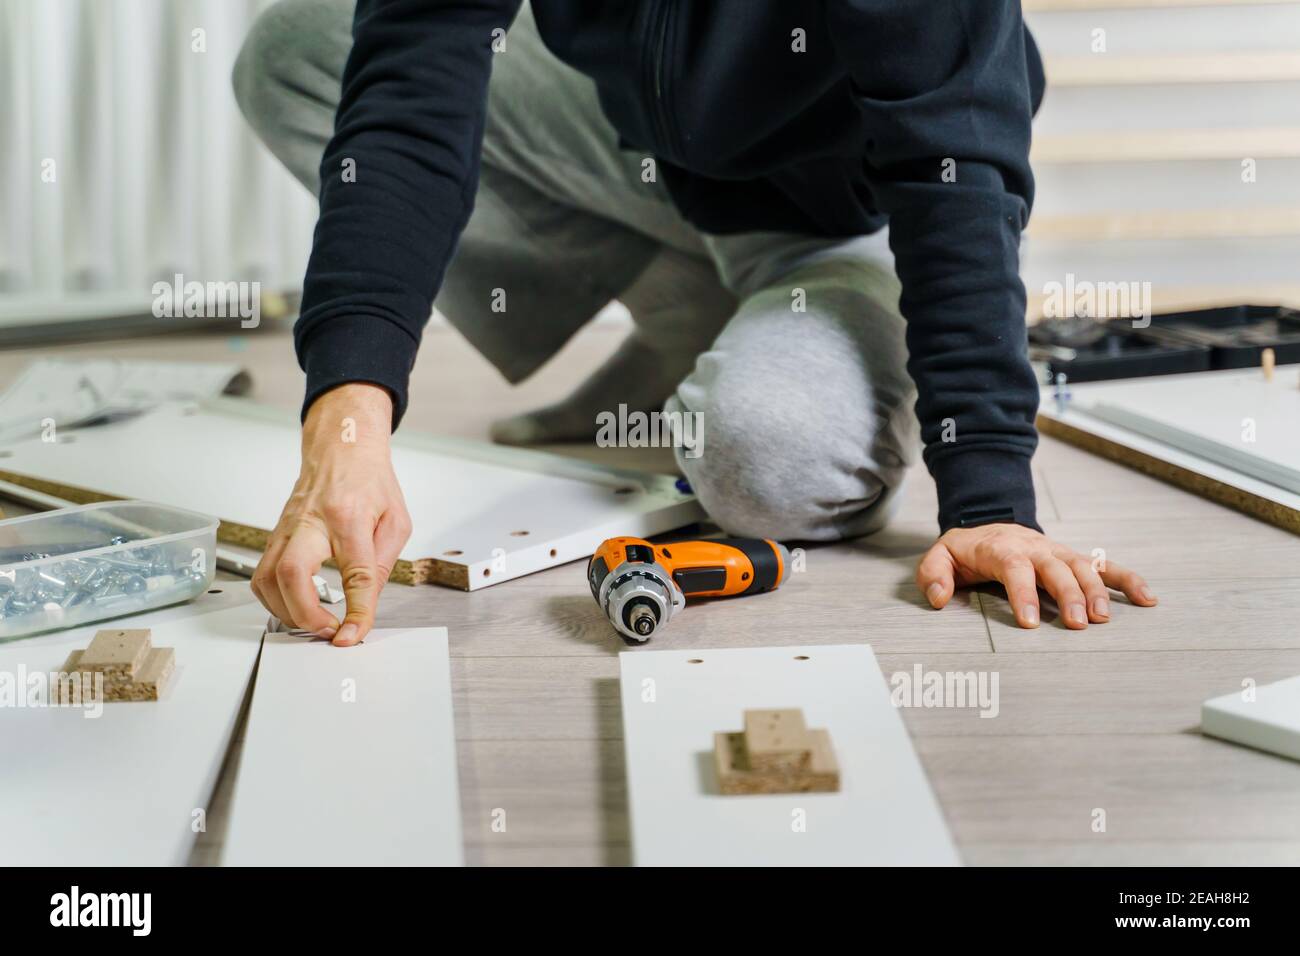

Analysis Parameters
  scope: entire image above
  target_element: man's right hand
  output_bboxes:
[251,383,413,646]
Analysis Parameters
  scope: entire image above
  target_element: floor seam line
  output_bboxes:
[973,591,996,652]
[1036,465,1065,522]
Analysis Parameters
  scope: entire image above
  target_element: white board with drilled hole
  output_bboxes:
[0,398,704,589]
[223,626,461,865]
[618,644,959,866]
[0,585,265,865]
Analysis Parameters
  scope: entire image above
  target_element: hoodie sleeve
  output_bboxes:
[294,0,523,427]
[826,0,1043,533]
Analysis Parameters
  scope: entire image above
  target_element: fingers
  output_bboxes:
[276,526,339,637]
[1098,560,1158,607]
[251,533,294,626]
[1033,554,1088,629]
[995,557,1041,629]
[916,543,957,609]
[934,524,1157,632]
[373,506,412,586]
[329,519,381,647]
[1064,554,1110,623]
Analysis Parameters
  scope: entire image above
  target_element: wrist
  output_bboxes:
[302,382,393,450]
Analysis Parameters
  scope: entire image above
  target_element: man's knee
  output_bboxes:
[232,0,347,140]
[232,1,295,132]
[669,383,906,543]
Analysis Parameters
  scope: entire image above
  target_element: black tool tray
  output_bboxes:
[1139,304,1300,369]
[1030,320,1210,384]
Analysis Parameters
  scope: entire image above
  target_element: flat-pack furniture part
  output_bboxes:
[714,707,841,795]
[0,398,706,590]
[618,644,960,866]
[222,626,463,866]
[55,628,176,703]
[1037,367,1300,534]
[0,585,266,865]
[1202,676,1300,763]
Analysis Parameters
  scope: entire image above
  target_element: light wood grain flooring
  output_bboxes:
[1,319,1297,866]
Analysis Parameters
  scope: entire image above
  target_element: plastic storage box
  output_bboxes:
[0,500,218,641]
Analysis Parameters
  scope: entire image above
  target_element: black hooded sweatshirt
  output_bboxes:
[295,0,1047,533]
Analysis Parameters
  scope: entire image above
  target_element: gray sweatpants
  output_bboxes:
[233,0,920,541]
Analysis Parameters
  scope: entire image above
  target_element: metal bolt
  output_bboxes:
[31,585,61,605]
[38,569,69,591]
[116,573,147,595]
[134,545,163,564]
[60,588,93,609]
[88,592,139,614]
[73,565,107,591]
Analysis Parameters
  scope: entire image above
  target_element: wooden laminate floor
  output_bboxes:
[3,319,1298,866]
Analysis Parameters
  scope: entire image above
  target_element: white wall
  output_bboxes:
[1024,0,1300,314]
[4,0,1299,327]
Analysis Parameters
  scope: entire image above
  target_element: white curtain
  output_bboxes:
[0,0,316,319]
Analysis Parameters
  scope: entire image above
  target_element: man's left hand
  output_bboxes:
[916,523,1157,629]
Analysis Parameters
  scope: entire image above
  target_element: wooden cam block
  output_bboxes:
[714,728,840,796]
[78,629,151,681]
[742,708,812,772]
[54,644,175,703]
[52,650,95,705]
[106,648,175,702]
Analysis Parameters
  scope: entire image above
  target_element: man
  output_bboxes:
[234,0,1156,646]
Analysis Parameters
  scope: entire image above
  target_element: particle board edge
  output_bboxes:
[1035,414,1300,535]
[0,401,704,590]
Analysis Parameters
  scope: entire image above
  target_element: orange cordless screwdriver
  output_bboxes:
[588,536,791,642]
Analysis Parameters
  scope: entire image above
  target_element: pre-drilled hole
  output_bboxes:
[444,549,463,556]
[549,548,557,558]
[510,530,529,536]
[794,655,810,661]
[687,658,703,664]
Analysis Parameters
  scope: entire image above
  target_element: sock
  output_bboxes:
[491,245,737,445]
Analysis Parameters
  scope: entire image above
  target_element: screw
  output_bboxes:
[99,555,152,573]
[60,587,95,608]
[115,573,147,595]
[38,569,69,591]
